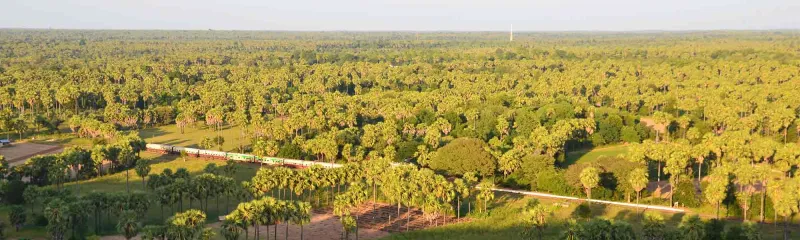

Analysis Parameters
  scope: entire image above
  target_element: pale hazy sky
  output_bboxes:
[0,0,797,31]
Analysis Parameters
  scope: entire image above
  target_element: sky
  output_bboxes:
[0,0,797,31]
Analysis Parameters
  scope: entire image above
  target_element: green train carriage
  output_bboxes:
[226,152,256,162]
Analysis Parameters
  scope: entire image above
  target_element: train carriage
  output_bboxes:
[284,159,314,168]
[227,153,256,162]
[182,147,201,157]
[144,143,354,169]
[146,143,172,153]
[199,149,227,160]
[259,157,285,165]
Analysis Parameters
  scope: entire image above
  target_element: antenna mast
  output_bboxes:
[510,24,513,42]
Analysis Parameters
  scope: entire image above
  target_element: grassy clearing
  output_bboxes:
[62,152,258,193]
[139,124,251,152]
[563,144,630,166]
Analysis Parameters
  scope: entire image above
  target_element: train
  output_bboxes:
[145,143,341,169]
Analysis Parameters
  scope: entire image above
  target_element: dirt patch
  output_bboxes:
[100,202,468,240]
[234,202,468,240]
[344,202,469,233]
[639,117,666,133]
[0,142,63,166]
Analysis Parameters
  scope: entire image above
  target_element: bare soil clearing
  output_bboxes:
[639,117,666,133]
[0,142,63,166]
[99,202,468,240]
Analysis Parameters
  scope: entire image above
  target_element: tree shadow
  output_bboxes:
[138,127,170,139]
[570,202,608,220]
[589,202,608,218]
[162,139,190,146]
[613,209,632,222]
[667,212,686,224]
[561,147,592,167]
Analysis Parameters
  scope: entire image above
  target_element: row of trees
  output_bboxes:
[249,159,496,227]
[10,133,146,188]
[224,197,311,240]
[146,165,241,220]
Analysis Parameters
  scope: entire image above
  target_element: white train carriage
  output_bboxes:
[283,159,313,168]
[145,142,386,170]
[282,159,340,169]
[199,149,227,160]
[181,147,201,157]
[314,161,340,169]
[146,143,172,153]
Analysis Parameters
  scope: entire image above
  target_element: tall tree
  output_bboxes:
[135,159,152,188]
[628,168,648,203]
[580,167,600,200]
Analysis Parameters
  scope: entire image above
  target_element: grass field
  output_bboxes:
[139,124,251,152]
[563,144,630,166]
[382,193,682,240]
[383,193,791,240]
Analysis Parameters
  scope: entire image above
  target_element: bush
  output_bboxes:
[592,187,620,201]
[9,205,26,231]
[597,114,622,144]
[704,219,725,240]
[572,203,592,219]
[32,214,47,227]
[673,179,701,207]
[395,140,421,162]
[534,170,579,196]
[722,224,744,240]
[620,126,640,143]
[519,155,555,188]
[277,143,305,160]
[429,138,497,176]
[3,180,27,204]
[590,134,606,146]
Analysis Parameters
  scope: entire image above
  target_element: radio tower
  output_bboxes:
[510,24,513,42]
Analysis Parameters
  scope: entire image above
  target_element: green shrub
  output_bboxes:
[572,203,592,219]
[673,179,701,207]
[620,126,640,143]
[429,138,497,176]
[534,170,579,196]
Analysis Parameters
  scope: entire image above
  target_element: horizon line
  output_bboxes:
[1,27,799,33]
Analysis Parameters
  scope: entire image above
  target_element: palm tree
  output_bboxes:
[341,215,357,240]
[219,219,241,240]
[44,199,69,240]
[167,210,207,240]
[580,167,600,200]
[118,146,137,193]
[628,168,648,203]
[117,210,140,240]
[155,187,174,222]
[135,159,151,188]
[290,201,312,240]
[476,182,495,213]
[227,202,255,240]
[525,202,553,240]
[91,145,109,176]
[678,215,705,240]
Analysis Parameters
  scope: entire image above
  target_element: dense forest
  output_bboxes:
[0,30,799,239]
